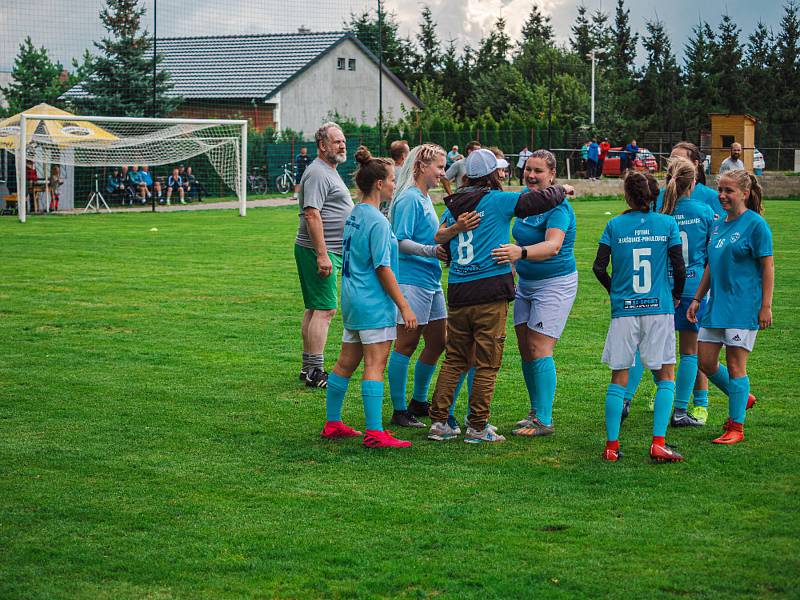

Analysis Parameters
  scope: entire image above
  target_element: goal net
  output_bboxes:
[0,108,247,221]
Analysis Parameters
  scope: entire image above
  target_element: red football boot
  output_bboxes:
[362,429,412,448]
[712,420,744,444]
[650,443,685,463]
[746,393,757,410]
[603,440,622,462]
[320,421,363,439]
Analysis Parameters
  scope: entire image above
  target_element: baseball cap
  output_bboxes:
[466,149,507,178]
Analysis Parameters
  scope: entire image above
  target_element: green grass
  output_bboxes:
[1,200,798,599]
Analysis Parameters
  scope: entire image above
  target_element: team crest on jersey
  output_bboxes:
[525,215,545,226]
[729,232,741,243]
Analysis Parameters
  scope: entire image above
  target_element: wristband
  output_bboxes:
[690,298,701,304]
[520,246,528,260]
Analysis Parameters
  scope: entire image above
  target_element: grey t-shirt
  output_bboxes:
[295,157,354,254]
[445,158,468,189]
[719,157,745,174]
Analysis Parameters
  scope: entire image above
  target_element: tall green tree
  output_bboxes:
[514,2,556,87]
[773,1,800,126]
[415,6,442,82]
[744,22,777,121]
[78,0,178,117]
[475,17,512,73]
[570,4,593,63]
[638,20,684,132]
[609,0,637,77]
[684,22,718,130]
[346,10,419,86]
[590,9,612,68]
[0,37,67,114]
[711,14,746,113]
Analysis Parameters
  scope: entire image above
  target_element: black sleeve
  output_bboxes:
[592,243,612,293]
[668,244,686,300]
[514,185,566,218]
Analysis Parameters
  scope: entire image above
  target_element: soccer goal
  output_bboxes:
[6,112,248,222]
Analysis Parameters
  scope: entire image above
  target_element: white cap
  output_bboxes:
[466,148,506,178]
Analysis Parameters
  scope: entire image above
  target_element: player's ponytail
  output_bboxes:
[623,170,657,213]
[719,169,764,215]
[353,145,393,197]
[662,156,696,215]
[672,141,706,186]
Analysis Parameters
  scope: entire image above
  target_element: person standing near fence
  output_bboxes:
[598,137,611,178]
[294,122,354,389]
[443,140,481,195]
[623,138,639,172]
[587,138,600,180]
[293,147,313,201]
[719,142,744,175]
[516,146,532,185]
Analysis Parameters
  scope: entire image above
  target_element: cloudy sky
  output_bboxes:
[0,0,788,72]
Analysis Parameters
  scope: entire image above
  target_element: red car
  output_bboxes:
[602,147,657,177]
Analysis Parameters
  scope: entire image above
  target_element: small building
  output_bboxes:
[709,113,757,173]
[64,31,421,136]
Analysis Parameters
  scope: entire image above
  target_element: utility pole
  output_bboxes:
[378,0,383,154]
[152,0,157,118]
[587,49,604,125]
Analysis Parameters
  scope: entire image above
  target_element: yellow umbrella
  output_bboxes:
[0,103,118,150]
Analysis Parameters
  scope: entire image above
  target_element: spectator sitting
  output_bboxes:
[127,165,147,205]
[719,142,745,174]
[107,168,126,203]
[48,165,63,211]
[165,168,185,205]
[139,165,161,201]
[184,167,205,201]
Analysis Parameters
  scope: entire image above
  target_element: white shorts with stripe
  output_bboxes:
[513,271,578,340]
[602,314,676,371]
[698,327,757,352]
[343,326,397,345]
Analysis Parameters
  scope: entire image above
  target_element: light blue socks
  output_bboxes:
[325,372,350,422]
[605,383,626,441]
[362,379,384,431]
[675,354,698,410]
[387,351,410,411]
[653,380,676,438]
[413,359,437,404]
[708,363,731,396]
[532,357,557,426]
[729,376,750,424]
[624,351,644,401]
[521,359,537,411]
[692,388,709,408]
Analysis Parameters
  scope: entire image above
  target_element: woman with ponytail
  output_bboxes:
[593,171,687,463]
[687,169,774,445]
[386,144,466,430]
[320,146,418,449]
[656,141,724,218]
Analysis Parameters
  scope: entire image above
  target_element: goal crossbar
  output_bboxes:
[13,114,249,222]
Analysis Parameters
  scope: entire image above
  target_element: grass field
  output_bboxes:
[1,199,798,599]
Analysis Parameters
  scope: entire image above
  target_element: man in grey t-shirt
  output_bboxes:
[719,142,745,174]
[294,122,354,388]
[442,140,481,195]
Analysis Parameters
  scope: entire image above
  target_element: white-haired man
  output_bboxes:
[294,122,353,388]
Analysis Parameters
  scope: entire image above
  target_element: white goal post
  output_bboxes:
[10,114,248,223]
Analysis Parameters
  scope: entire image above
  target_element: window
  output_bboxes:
[722,135,735,148]
[348,58,356,71]
[336,57,345,70]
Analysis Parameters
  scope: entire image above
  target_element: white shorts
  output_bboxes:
[602,314,676,371]
[342,326,397,345]
[513,272,578,339]
[397,283,447,326]
[698,327,757,352]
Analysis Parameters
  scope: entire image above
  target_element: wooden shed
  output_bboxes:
[709,114,757,173]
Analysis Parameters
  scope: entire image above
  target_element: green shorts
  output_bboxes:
[294,244,342,310]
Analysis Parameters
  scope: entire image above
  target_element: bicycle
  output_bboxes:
[248,167,268,195]
[275,163,295,195]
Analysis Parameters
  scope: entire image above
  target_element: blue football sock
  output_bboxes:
[466,367,475,399]
[413,359,437,404]
[362,379,384,431]
[605,383,626,442]
[652,380,676,438]
[387,351,410,411]
[624,351,644,401]
[675,354,698,410]
[453,367,476,417]
[533,356,557,426]
[708,364,731,397]
[325,372,350,422]
[692,388,709,408]
[729,375,750,424]
[521,358,537,411]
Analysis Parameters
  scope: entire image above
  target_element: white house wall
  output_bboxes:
[277,39,415,137]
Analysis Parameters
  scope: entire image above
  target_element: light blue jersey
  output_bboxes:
[702,210,773,330]
[341,203,399,331]
[668,197,715,299]
[512,200,577,281]
[441,190,522,284]
[656,182,723,219]
[600,211,682,318]
[391,186,442,291]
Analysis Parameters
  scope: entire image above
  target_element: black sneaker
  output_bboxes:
[408,398,431,417]
[671,409,702,427]
[299,368,308,382]
[305,367,328,389]
[620,398,631,424]
[390,410,425,428]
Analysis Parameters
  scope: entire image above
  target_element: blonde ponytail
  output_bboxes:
[661,156,696,215]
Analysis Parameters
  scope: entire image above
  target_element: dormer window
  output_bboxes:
[337,57,345,70]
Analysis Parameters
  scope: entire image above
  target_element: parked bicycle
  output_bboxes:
[248,167,268,195]
[275,163,295,195]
